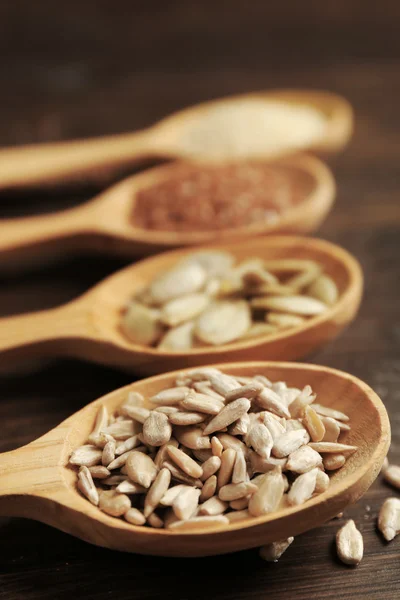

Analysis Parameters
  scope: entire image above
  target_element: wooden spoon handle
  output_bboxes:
[0,128,153,189]
[0,304,88,363]
[0,204,98,270]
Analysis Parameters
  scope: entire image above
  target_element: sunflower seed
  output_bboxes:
[193,381,225,400]
[102,475,128,486]
[288,468,318,506]
[217,449,236,488]
[154,438,179,469]
[147,512,164,528]
[166,446,203,479]
[217,433,248,456]
[102,439,116,466]
[90,432,115,449]
[69,445,102,467]
[174,426,211,449]
[99,490,131,517]
[168,515,229,531]
[232,450,247,483]
[323,454,346,470]
[245,422,273,459]
[88,465,111,479]
[200,475,218,502]
[173,487,201,520]
[169,411,206,426]
[103,420,137,440]
[208,372,239,396]
[226,509,250,523]
[195,300,251,345]
[336,520,363,565]
[230,496,250,510]
[199,496,229,516]
[248,468,284,517]
[115,435,140,456]
[181,390,224,415]
[126,451,158,488]
[162,461,203,488]
[261,412,286,441]
[308,274,338,306]
[77,466,99,506]
[200,456,221,482]
[107,450,132,470]
[312,404,349,422]
[272,430,309,458]
[116,480,147,494]
[219,482,258,502]
[203,398,250,436]
[124,508,146,526]
[383,464,400,490]
[320,417,341,442]
[211,436,224,458]
[314,470,330,494]
[286,445,322,473]
[250,451,287,474]
[225,382,264,403]
[142,411,172,447]
[150,386,190,406]
[192,449,213,462]
[308,442,357,455]
[259,537,294,562]
[160,484,190,506]
[378,497,400,541]
[257,387,290,418]
[288,386,316,418]
[88,405,108,444]
[144,467,171,517]
[303,405,326,442]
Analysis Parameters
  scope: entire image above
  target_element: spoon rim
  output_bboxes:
[98,235,363,357]
[63,360,390,538]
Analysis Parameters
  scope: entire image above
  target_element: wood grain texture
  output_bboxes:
[0,0,400,598]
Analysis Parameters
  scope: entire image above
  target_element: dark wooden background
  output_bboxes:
[1,1,400,598]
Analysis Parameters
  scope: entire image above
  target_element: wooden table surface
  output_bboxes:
[1,2,400,599]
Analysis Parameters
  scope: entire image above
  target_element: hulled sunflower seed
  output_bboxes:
[287,468,318,506]
[248,468,284,517]
[286,445,322,473]
[216,433,248,456]
[382,464,400,490]
[230,496,250,510]
[250,451,287,474]
[259,537,294,562]
[288,385,316,418]
[308,442,357,455]
[162,461,203,488]
[144,467,171,517]
[323,454,346,471]
[124,508,146,526]
[193,381,225,400]
[211,436,224,458]
[181,390,224,415]
[154,438,179,469]
[167,515,229,531]
[200,475,218,502]
[122,406,150,424]
[150,386,190,406]
[173,487,201,520]
[314,470,330,494]
[232,450,247,483]
[69,445,103,467]
[203,398,251,435]
[77,466,99,506]
[378,498,400,541]
[102,439,116,466]
[147,512,164,528]
[160,484,190,506]
[142,411,172,447]
[257,387,290,419]
[200,456,221,482]
[115,435,140,456]
[126,451,158,488]
[312,404,349,422]
[88,465,111,479]
[321,416,341,442]
[199,496,228,516]
[103,420,137,440]
[174,426,211,450]
[219,482,258,502]
[261,412,286,441]
[169,411,206,426]
[225,381,264,403]
[166,446,203,479]
[99,490,131,517]
[226,509,250,523]
[229,413,250,436]
[116,480,147,494]
[245,422,273,459]
[107,450,132,470]
[336,520,363,565]
[272,430,309,458]
[88,405,108,444]
[217,449,236,488]
[304,405,326,442]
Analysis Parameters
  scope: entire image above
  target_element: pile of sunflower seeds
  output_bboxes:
[70,367,355,531]
[120,251,339,350]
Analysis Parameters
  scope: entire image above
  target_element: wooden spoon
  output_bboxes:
[0,236,362,375]
[0,154,335,270]
[0,89,352,189]
[0,361,389,557]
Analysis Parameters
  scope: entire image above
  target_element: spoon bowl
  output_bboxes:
[0,236,363,375]
[0,154,335,270]
[0,89,352,190]
[0,361,389,556]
